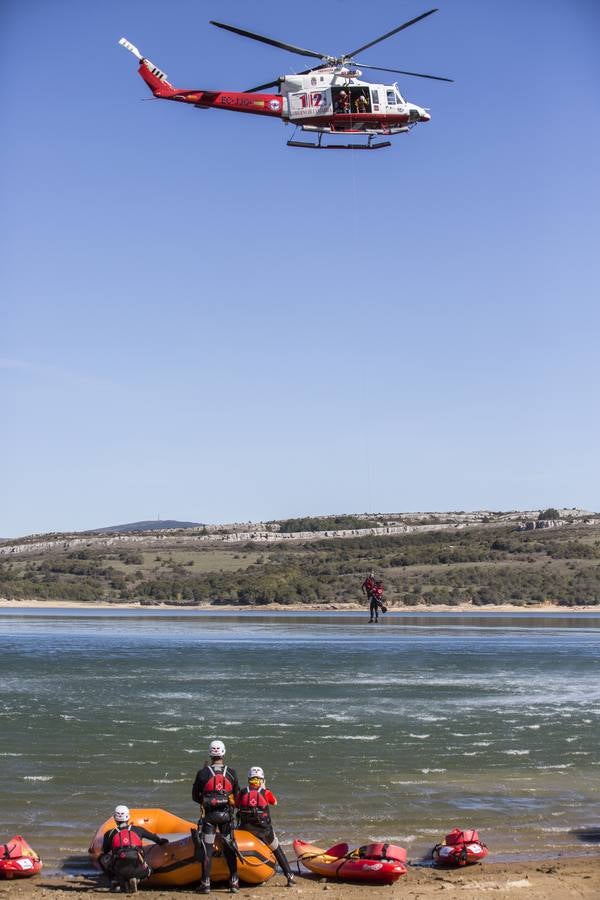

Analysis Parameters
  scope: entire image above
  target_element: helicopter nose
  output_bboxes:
[408,105,430,123]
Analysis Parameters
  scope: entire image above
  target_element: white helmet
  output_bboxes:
[209,739,226,758]
[248,766,264,780]
[114,805,130,824]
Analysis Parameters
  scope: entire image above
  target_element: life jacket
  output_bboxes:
[106,828,149,882]
[446,829,479,846]
[237,787,271,826]
[202,765,234,811]
[357,843,406,863]
[110,827,143,852]
[363,578,375,593]
[373,584,384,597]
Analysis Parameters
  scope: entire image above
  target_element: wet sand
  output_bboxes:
[3,858,599,899]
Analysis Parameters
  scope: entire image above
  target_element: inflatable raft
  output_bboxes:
[432,828,488,867]
[0,836,43,879]
[89,809,276,886]
[294,839,407,884]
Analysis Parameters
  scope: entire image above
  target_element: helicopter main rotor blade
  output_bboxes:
[344,9,438,59]
[210,20,328,61]
[245,78,282,93]
[245,63,330,93]
[356,62,453,82]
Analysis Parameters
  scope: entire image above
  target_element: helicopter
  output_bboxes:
[119,8,452,151]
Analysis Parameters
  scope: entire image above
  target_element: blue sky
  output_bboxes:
[2,0,599,537]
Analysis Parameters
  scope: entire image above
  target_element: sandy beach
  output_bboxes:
[3,858,599,900]
[0,599,596,613]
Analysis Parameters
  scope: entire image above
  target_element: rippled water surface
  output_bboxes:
[1,609,599,869]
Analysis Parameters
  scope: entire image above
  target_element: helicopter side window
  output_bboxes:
[386,89,397,105]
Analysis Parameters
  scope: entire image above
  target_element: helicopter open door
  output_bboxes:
[330,85,373,114]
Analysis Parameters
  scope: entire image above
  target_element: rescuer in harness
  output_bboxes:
[100,805,168,893]
[236,766,295,888]
[362,572,387,622]
[192,740,240,895]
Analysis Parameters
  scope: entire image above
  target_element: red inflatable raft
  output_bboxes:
[432,828,488,867]
[0,836,43,879]
[294,839,407,884]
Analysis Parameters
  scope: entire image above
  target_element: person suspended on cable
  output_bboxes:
[372,579,387,620]
[236,766,295,888]
[362,572,379,623]
[192,739,240,894]
[362,572,376,599]
[100,805,168,893]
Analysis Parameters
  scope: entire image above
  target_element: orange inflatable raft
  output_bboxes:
[0,836,43,879]
[89,808,276,886]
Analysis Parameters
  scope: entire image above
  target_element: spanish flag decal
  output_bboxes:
[253,100,265,107]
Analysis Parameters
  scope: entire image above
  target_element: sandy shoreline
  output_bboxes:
[3,858,599,899]
[0,599,596,613]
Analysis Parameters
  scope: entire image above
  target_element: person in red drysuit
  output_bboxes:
[101,804,168,893]
[192,739,240,894]
[236,766,295,887]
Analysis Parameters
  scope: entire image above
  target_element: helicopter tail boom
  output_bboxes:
[119,36,284,117]
[137,59,175,95]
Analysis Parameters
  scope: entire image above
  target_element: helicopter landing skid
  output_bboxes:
[287,133,391,151]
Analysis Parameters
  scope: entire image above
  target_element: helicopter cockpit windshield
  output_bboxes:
[385,85,406,107]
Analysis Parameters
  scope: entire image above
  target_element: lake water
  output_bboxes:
[1,609,599,871]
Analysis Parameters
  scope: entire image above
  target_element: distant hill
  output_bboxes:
[86,520,203,534]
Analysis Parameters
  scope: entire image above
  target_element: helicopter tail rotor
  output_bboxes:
[119,37,173,91]
[119,37,143,61]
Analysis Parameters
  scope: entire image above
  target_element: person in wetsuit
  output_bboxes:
[236,766,295,888]
[192,740,240,895]
[101,804,168,893]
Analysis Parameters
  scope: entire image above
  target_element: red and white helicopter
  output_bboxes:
[119,9,452,151]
